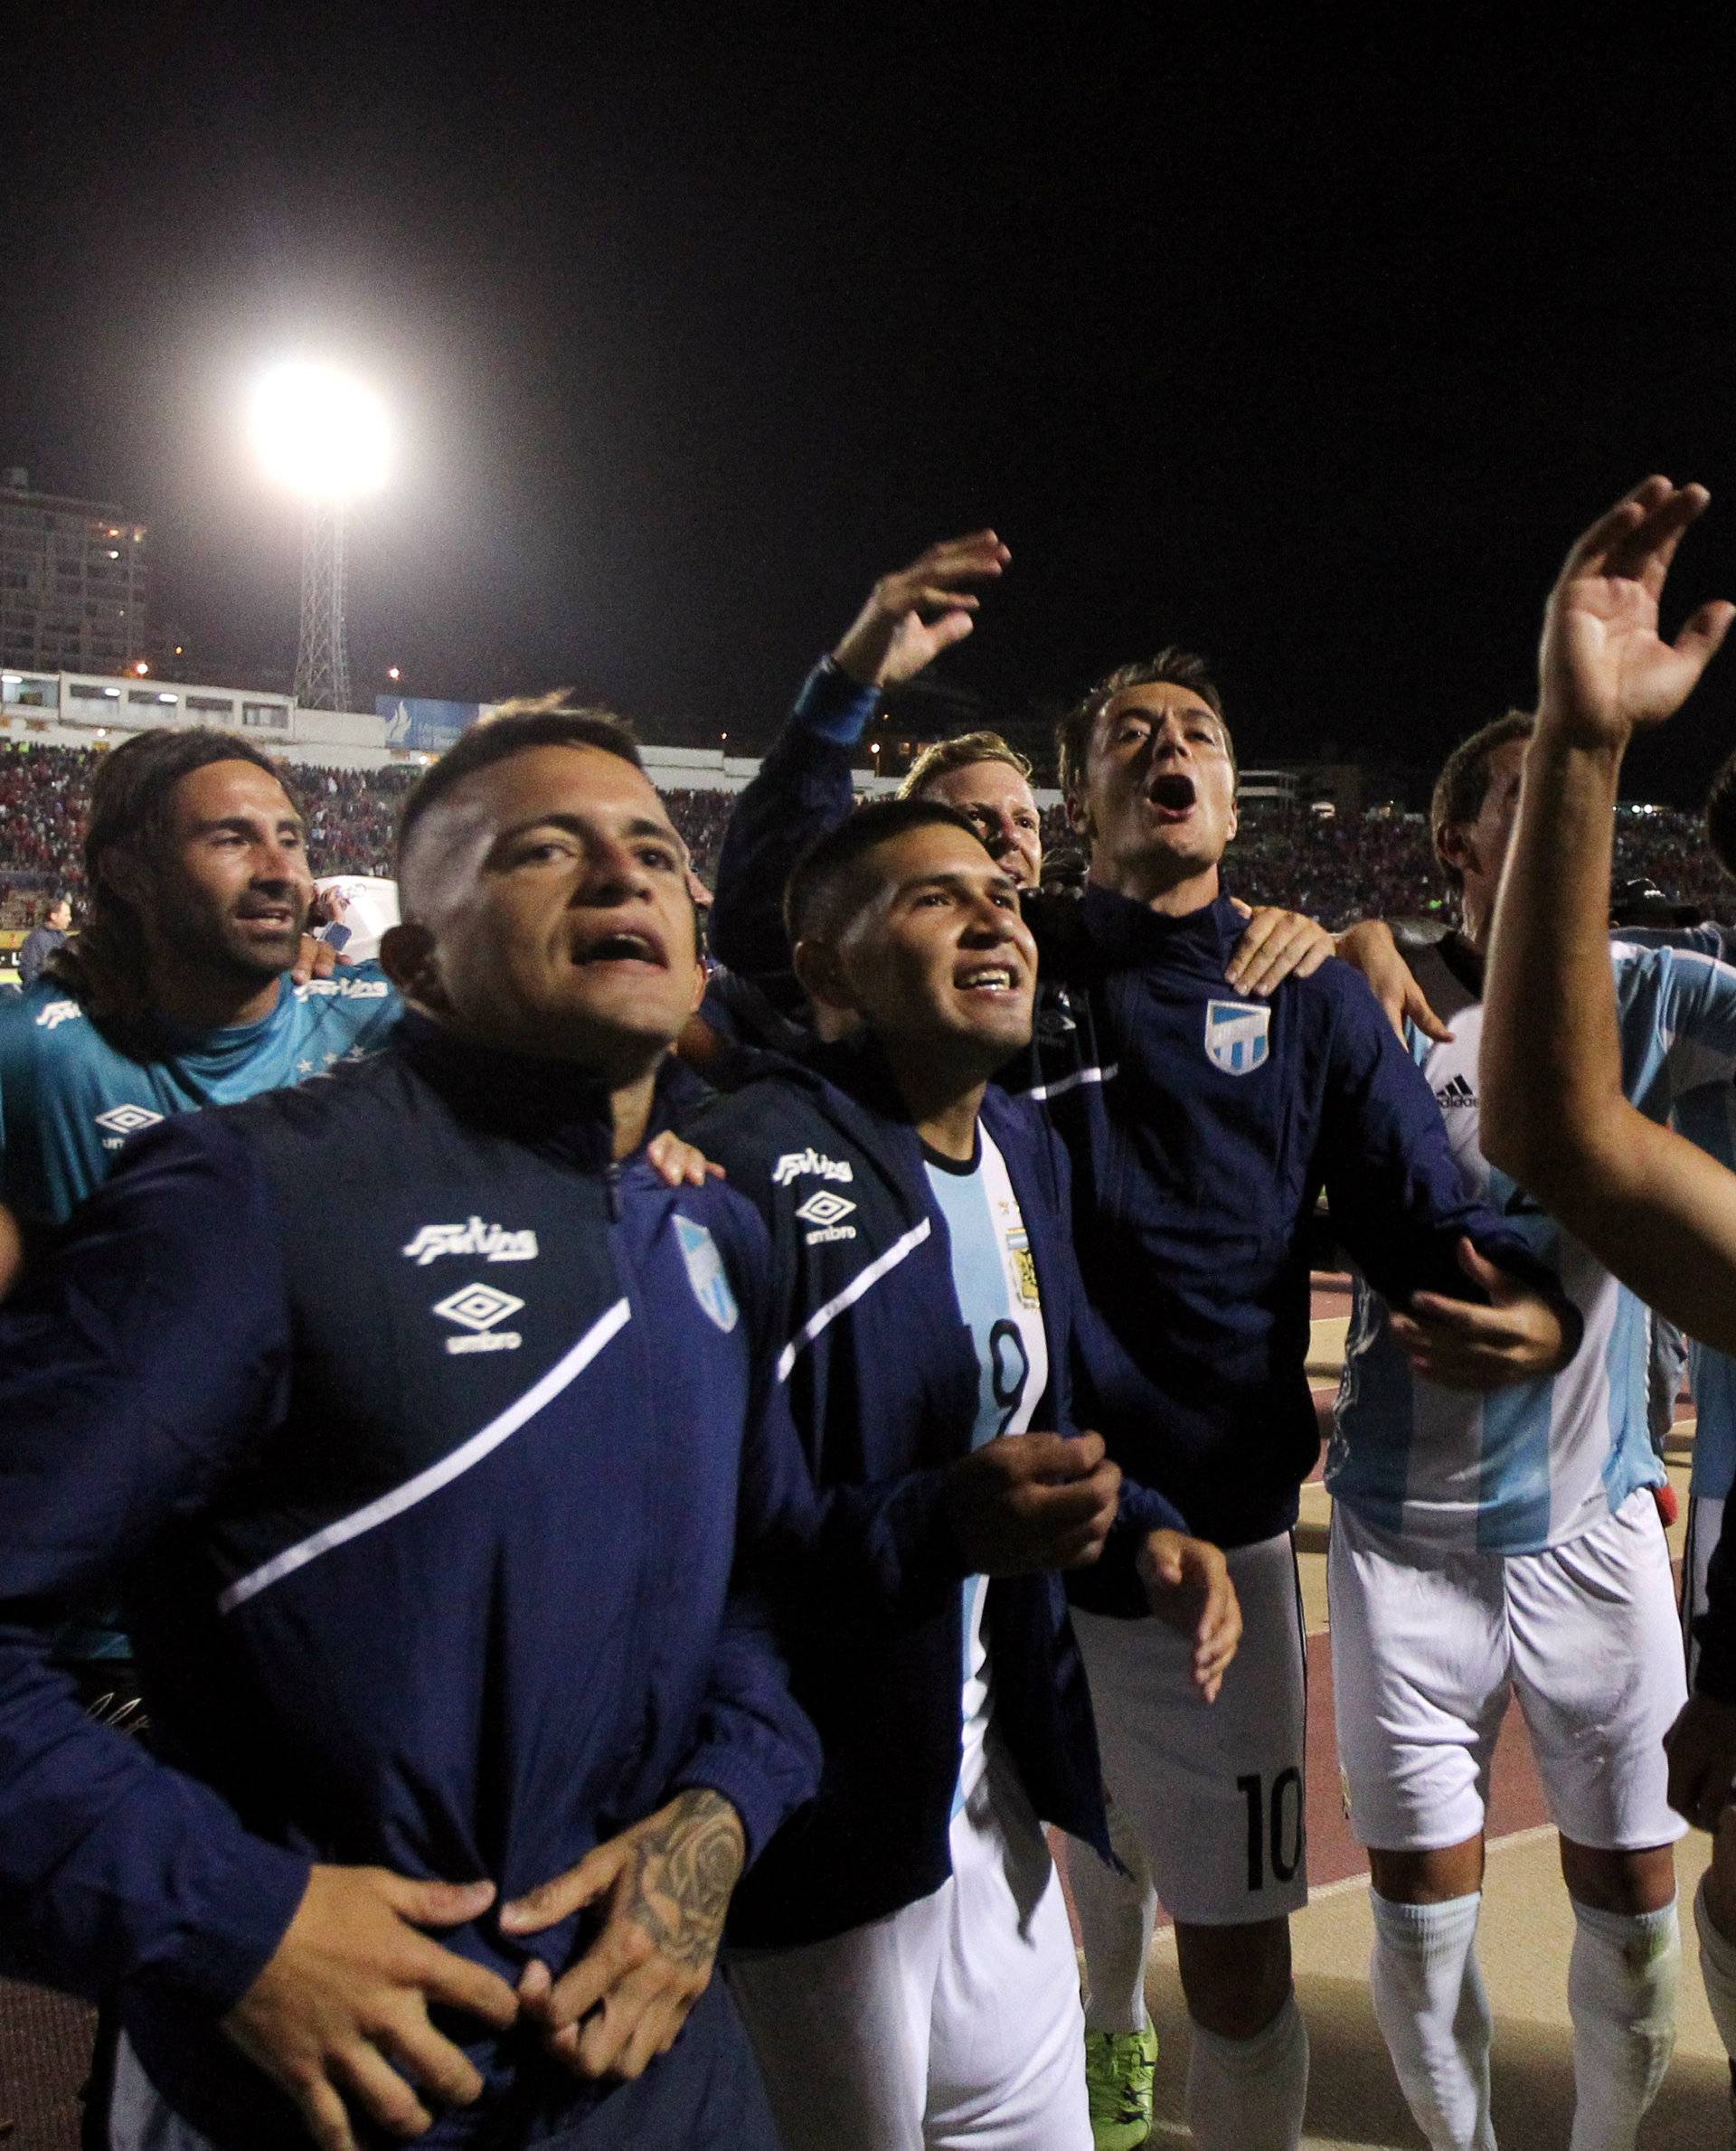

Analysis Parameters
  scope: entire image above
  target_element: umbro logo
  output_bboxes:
[1433,1075,1477,1109]
[94,1103,165,1151]
[772,1148,854,1188]
[795,1189,857,1243]
[433,1283,524,1354]
[403,1220,539,1267]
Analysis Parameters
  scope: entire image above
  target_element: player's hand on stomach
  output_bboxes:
[1137,1532,1241,1703]
[1334,919,1454,1044]
[1223,902,1335,999]
[500,1789,746,2082]
[1389,1238,1574,1391]
[1664,1693,1736,1833]
[222,1866,517,2151]
[942,1430,1121,1574]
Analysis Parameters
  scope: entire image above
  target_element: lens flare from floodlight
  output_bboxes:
[251,362,391,500]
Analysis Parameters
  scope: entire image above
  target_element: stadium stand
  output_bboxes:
[1,742,1731,929]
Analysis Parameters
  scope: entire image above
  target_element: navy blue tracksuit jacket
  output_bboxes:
[706,678,1569,1553]
[0,1017,822,2150]
[688,1041,1188,1950]
[1022,888,1571,1547]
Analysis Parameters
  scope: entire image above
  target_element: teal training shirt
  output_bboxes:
[0,966,400,1226]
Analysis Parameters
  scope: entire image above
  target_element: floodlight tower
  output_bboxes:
[251,363,390,711]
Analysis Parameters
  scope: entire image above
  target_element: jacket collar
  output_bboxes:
[1077,882,1242,970]
[393,1008,696,1171]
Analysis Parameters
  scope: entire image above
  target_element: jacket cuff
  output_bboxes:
[1063,1479,1190,1619]
[667,1753,788,1872]
[792,658,881,748]
[144,1835,313,2018]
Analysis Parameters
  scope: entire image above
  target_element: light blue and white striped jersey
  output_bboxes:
[1327,935,1736,1552]
[923,1125,1049,1810]
[1626,921,1736,1500]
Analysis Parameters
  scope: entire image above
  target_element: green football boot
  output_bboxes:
[1084,2020,1158,2151]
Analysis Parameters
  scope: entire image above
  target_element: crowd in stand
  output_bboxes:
[0,745,749,915]
[2,741,1732,929]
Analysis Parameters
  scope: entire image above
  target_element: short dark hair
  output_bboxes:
[396,698,644,869]
[784,797,989,945]
[1056,649,1232,802]
[62,727,296,1014]
[1706,747,1736,879]
[1429,712,1535,887]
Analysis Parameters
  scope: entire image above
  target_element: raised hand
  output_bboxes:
[222,1867,518,2151]
[1137,1532,1241,1702]
[1539,476,1734,750]
[832,531,1011,690]
[1391,1238,1572,1391]
[500,1790,746,2082]
[941,1429,1121,1574]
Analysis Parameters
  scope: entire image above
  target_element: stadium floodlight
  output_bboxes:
[251,361,390,712]
[250,363,390,502]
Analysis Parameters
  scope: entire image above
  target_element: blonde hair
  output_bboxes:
[898,730,1033,800]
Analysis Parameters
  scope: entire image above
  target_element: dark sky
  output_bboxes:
[6,9,1736,799]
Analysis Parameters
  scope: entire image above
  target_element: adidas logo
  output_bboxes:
[1434,1074,1477,1109]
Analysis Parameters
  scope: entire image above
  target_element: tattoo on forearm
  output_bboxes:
[622,1791,746,1970]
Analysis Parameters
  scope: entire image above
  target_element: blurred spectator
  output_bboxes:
[18,895,71,985]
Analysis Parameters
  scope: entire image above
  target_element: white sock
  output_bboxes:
[1695,1876,1736,2061]
[1368,1890,1495,2151]
[1566,1896,1680,2151]
[1071,1806,1158,2037]
[1184,1991,1308,2151]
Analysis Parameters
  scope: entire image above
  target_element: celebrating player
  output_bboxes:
[1036,654,1579,2151]
[703,532,1328,1057]
[0,709,827,2151]
[0,728,399,1269]
[1479,477,1736,2140]
[693,798,1239,2150]
[1326,711,1736,2148]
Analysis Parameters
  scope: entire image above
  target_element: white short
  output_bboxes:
[1684,1494,1724,1690]
[1330,1488,1688,1854]
[726,1740,1090,2150]
[1071,1531,1309,1926]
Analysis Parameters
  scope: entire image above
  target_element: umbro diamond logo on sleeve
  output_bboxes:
[94,1104,165,1150]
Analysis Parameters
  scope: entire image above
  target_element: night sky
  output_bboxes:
[6,11,1736,801]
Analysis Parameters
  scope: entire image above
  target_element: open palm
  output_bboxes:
[1541,476,1733,746]
[832,530,1010,689]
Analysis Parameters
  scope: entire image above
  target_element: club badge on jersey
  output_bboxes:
[1204,999,1270,1076]
[675,1214,739,1333]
